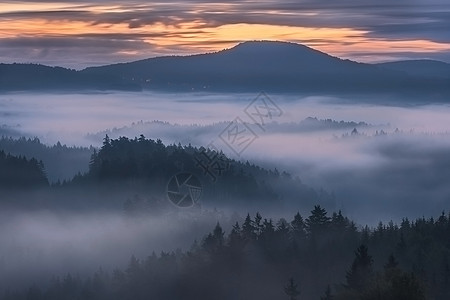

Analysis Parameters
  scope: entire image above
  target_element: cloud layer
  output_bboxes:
[1,1,449,68]
[2,91,450,224]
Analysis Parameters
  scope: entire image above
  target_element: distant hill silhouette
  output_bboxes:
[377,60,450,79]
[0,63,140,91]
[1,41,449,97]
[85,117,372,147]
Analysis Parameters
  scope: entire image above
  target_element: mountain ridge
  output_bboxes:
[0,41,449,98]
[376,59,450,79]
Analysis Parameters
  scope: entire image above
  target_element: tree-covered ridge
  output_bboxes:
[0,137,94,183]
[0,135,331,210]
[297,117,369,131]
[88,134,276,180]
[6,207,449,300]
[86,117,371,143]
[0,150,48,188]
[83,135,332,208]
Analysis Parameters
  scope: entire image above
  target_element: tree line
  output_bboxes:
[4,206,449,299]
[0,136,93,183]
[76,135,333,209]
[1,135,332,211]
[0,150,48,188]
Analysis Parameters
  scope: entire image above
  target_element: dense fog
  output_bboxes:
[2,92,449,223]
[1,91,450,298]
[0,208,236,290]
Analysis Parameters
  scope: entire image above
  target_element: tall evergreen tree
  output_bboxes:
[284,278,300,300]
[320,285,333,300]
[242,213,256,241]
[345,244,373,292]
[305,205,330,236]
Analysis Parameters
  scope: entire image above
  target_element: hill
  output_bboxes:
[377,60,450,79]
[0,63,140,91]
[76,135,331,210]
[0,41,449,97]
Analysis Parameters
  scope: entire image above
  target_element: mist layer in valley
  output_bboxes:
[1,91,450,297]
[1,92,449,222]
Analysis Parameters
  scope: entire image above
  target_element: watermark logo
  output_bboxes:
[194,141,230,182]
[244,92,283,131]
[194,92,283,182]
[166,172,202,208]
[219,117,258,156]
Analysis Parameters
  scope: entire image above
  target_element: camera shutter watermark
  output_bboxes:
[166,172,202,208]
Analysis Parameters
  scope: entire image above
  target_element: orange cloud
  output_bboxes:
[1,2,449,65]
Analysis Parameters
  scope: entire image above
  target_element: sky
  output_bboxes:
[0,0,450,69]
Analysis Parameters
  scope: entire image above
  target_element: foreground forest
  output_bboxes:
[0,136,449,299]
[2,207,449,300]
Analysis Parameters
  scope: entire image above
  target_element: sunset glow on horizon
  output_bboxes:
[1,1,449,68]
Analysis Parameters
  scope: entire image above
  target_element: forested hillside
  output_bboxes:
[0,137,93,182]
[4,207,448,299]
[78,135,332,210]
[0,135,332,211]
[0,151,48,188]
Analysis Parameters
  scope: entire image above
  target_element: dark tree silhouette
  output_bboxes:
[242,213,256,241]
[284,278,300,300]
[305,205,330,236]
[345,245,373,292]
[320,285,333,300]
[77,135,334,209]
[0,150,49,189]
